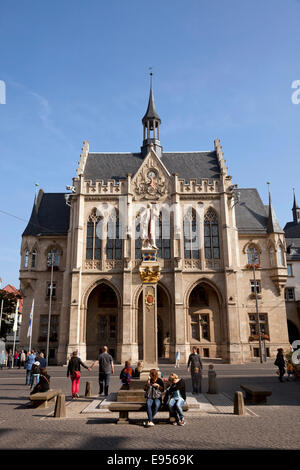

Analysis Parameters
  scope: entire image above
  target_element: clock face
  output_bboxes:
[147,170,157,180]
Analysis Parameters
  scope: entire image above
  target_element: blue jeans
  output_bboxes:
[30,374,40,388]
[168,397,185,421]
[192,373,202,393]
[99,373,110,395]
[25,369,32,385]
[146,398,161,422]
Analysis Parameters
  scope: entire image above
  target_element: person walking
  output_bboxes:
[144,369,164,427]
[187,346,203,394]
[25,350,36,385]
[91,346,114,397]
[67,351,91,399]
[164,373,186,426]
[275,348,286,383]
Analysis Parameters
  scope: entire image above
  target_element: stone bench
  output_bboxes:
[240,384,272,404]
[109,402,189,424]
[29,389,62,408]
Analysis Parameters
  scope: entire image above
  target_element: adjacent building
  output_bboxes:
[284,192,300,343]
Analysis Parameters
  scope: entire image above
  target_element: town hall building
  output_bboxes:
[19,80,290,364]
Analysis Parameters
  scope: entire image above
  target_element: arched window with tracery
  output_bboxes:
[86,210,102,260]
[31,249,37,268]
[277,245,285,267]
[184,208,200,259]
[24,249,29,268]
[204,209,220,259]
[269,246,275,267]
[106,213,122,260]
[247,244,259,265]
[156,212,171,259]
[47,248,61,267]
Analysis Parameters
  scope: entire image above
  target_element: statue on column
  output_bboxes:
[140,203,159,249]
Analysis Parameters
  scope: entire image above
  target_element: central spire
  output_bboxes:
[141,71,162,158]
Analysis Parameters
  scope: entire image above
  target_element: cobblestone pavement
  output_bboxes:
[0,361,300,450]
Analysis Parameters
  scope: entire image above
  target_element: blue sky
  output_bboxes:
[0,0,300,287]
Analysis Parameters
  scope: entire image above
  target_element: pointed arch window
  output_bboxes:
[31,249,37,268]
[24,249,29,268]
[86,211,102,260]
[47,249,60,267]
[106,214,122,260]
[156,212,171,259]
[204,209,220,259]
[184,208,200,259]
[269,246,275,267]
[278,245,285,267]
[247,245,259,265]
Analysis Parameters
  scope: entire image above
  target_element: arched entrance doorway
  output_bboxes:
[86,283,119,360]
[137,284,172,361]
[187,282,222,358]
[287,320,300,345]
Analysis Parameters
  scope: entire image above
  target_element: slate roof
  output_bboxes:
[234,188,269,233]
[284,221,300,239]
[84,151,220,183]
[23,192,70,237]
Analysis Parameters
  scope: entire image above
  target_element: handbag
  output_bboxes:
[71,370,80,380]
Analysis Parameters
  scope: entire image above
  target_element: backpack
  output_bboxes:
[32,362,40,374]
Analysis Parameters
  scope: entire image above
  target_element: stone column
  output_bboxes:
[139,247,161,373]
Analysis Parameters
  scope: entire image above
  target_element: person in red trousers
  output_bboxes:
[67,351,91,399]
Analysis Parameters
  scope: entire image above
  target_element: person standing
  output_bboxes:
[0,349,6,370]
[7,351,13,369]
[187,346,203,394]
[38,352,46,368]
[67,351,91,399]
[25,350,36,385]
[275,348,286,383]
[175,350,180,368]
[19,350,26,368]
[144,369,164,427]
[91,346,114,397]
[30,357,41,389]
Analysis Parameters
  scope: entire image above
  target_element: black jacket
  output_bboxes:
[275,352,285,369]
[67,357,88,377]
[187,353,203,372]
[30,374,50,394]
[164,379,186,404]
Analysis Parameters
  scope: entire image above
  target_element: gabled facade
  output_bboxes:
[19,81,290,364]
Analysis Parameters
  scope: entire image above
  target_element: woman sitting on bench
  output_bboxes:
[144,369,164,427]
[30,368,51,395]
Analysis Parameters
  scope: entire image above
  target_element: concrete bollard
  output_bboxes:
[234,391,245,415]
[53,393,66,418]
[208,364,218,394]
[85,381,92,397]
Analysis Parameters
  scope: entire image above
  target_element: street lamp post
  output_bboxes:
[46,252,55,367]
[251,262,263,364]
